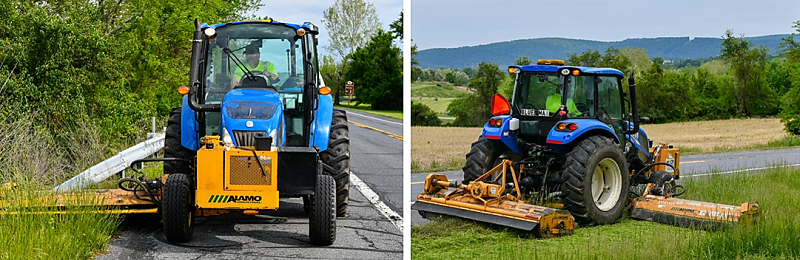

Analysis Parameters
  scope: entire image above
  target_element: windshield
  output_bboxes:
[203,23,306,104]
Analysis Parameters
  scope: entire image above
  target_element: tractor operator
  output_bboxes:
[545,86,582,117]
[230,42,280,87]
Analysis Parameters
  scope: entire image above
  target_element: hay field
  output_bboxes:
[411,118,791,173]
[642,118,786,150]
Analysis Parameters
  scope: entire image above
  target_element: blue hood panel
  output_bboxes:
[221,88,284,146]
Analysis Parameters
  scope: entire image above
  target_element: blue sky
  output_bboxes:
[411,0,800,50]
[255,0,403,57]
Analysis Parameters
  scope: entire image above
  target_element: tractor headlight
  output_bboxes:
[222,127,233,146]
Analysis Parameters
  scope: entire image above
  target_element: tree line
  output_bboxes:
[0,0,261,150]
[0,0,401,177]
[412,21,800,135]
[320,0,403,111]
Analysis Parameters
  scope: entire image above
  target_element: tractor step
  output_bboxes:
[630,195,759,229]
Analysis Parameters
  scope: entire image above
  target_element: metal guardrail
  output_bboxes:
[53,132,165,191]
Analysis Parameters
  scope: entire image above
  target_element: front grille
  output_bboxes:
[229,155,272,186]
[233,130,266,147]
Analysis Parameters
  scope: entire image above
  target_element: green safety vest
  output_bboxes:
[232,61,277,81]
[546,93,581,116]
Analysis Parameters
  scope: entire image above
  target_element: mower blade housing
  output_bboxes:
[630,195,759,229]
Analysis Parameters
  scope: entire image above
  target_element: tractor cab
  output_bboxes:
[505,60,631,149]
[188,20,323,149]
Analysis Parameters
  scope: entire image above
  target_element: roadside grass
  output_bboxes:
[412,118,800,173]
[412,166,800,259]
[411,81,470,98]
[0,180,122,259]
[335,103,402,120]
[0,114,124,259]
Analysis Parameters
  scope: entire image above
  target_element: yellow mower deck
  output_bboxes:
[414,144,761,235]
[0,188,160,215]
[630,194,760,229]
[412,161,575,238]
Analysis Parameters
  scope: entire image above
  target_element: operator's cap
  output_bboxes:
[244,42,260,54]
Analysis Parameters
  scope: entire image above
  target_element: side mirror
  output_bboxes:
[491,94,511,116]
[640,116,651,123]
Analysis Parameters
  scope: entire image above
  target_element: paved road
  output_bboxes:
[410,147,800,226]
[99,108,403,259]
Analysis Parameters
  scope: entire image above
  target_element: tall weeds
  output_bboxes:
[0,112,122,259]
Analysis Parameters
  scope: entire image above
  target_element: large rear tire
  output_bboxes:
[462,137,517,182]
[321,109,350,217]
[309,174,336,246]
[162,173,194,243]
[561,136,629,225]
[164,107,196,175]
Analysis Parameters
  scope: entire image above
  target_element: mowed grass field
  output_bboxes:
[413,98,457,116]
[411,81,470,116]
[411,81,470,98]
[411,118,799,173]
[412,166,800,259]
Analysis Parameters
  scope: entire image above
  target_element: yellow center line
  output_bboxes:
[349,120,403,140]
[682,160,706,164]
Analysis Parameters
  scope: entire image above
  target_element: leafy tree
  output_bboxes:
[411,42,419,66]
[620,47,651,72]
[411,102,441,126]
[462,67,477,78]
[497,75,515,100]
[765,59,793,96]
[779,20,800,134]
[601,47,631,75]
[721,30,770,115]
[321,0,382,62]
[321,55,346,104]
[448,62,504,126]
[345,30,402,110]
[0,0,260,161]
[390,11,403,39]
[781,21,800,63]
[411,67,423,82]
[567,49,602,67]
[514,55,533,66]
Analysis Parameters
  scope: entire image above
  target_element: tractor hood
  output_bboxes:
[221,88,284,147]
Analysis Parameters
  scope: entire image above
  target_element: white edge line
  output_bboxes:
[346,110,403,126]
[351,172,403,232]
[684,163,800,178]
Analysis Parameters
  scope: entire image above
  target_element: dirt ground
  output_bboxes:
[411,118,789,172]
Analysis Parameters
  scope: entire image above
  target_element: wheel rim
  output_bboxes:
[591,158,622,211]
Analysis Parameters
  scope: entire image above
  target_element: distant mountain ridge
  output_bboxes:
[416,35,790,69]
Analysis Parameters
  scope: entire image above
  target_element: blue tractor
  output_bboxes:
[160,19,349,245]
[461,59,651,225]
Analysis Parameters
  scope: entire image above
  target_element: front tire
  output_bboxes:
[309,175,336,246]
[561,136,629,225]
[162,173,194,243]
[164,107,196,175]
[321,109,350,217]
